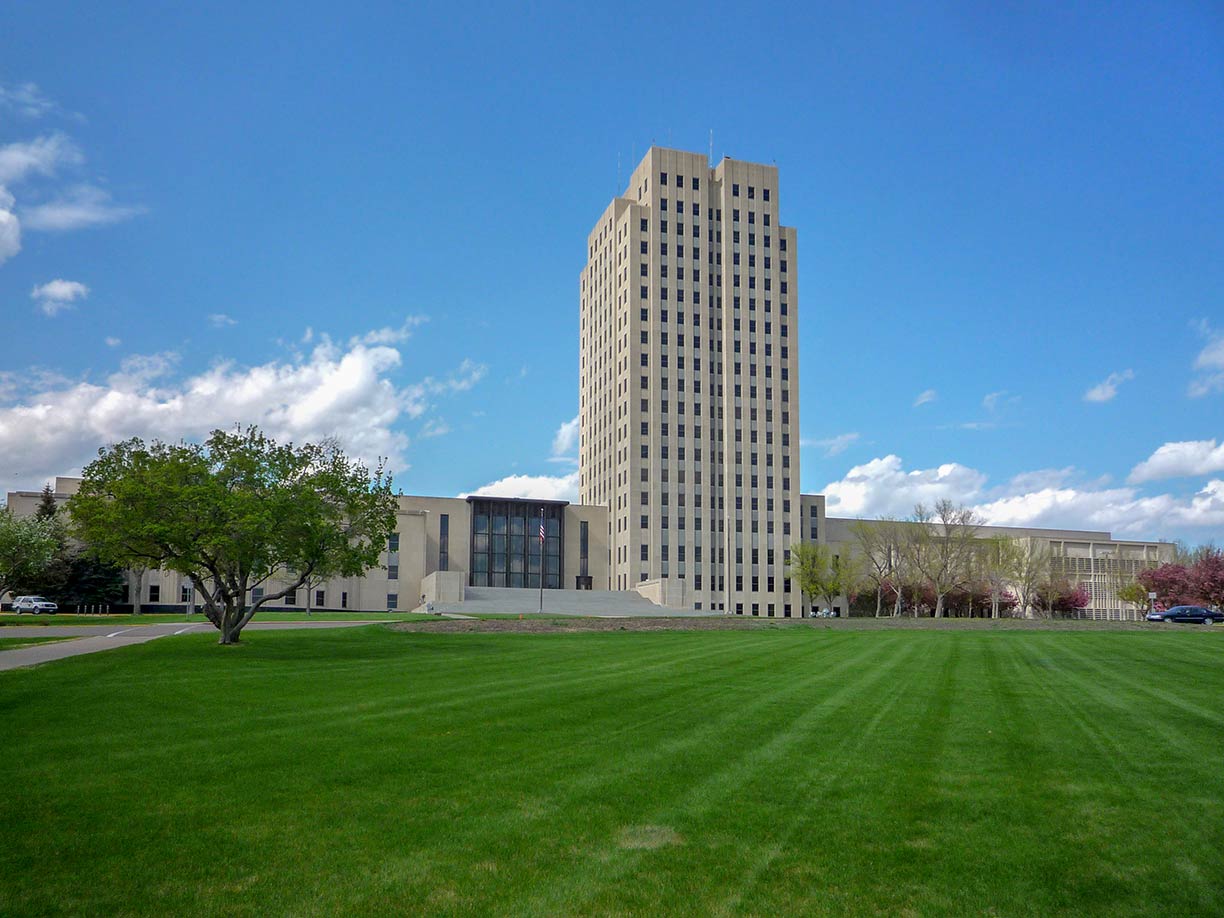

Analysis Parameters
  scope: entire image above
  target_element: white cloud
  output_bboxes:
[0,333,481,497]
[823,453,1224,538]
[1129,439,1224,483]
[1189,323,1224,397]
[31,279,89,317]
[803,432,860,457]
[104,336,121,348]
[1083,369,1134,403]
[208,313,237,328]
[0,82,60,119]
[913,389,937,407]
[975,480,1224,536]
[350,315,428,346]
[21,183,145,231]
[551,415,579,459]
[0,134,82,185]
[0,187,19,265]
[822,455,988,517]
[463,472,580,503]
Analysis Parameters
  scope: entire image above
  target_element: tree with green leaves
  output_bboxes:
[0,509,60,602]
[785,542,860,616]
[35,483,59,520]
[69,427,398,644]
[1115,578,1150,616]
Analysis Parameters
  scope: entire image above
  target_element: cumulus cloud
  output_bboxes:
[823,455,988,517]
[1189,323,1224,397]
[550,415,579,462]
[0,334,484,496]
[823,453,1224,538]
[913,389,937,407]
[31,279,89,316]
[207,313,237,328]
[21,184,145,231]
[975,480,1224,536]
[463,472,580,503]
[803,432,860,457]
[104,336,121,348]
[1083,369,1134,403]
[1129,439,1224,484]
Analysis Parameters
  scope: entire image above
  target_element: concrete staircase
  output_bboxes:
[419,586,716,618]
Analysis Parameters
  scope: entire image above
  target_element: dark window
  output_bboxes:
[149,584,161,603]
[387,564,398,580]
[388,532,399,552]
[315,589,325,607]
[387,593,398,610]
[468,500,563,589]
[439,513,450,571]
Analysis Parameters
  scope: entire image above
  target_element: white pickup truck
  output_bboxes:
[12,595,59,614]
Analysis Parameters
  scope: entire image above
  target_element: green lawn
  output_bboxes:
[0,635,75,650]
[1,627,1221,916]
[0,611,436,626]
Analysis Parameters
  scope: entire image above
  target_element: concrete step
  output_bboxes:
[420,586,716,618]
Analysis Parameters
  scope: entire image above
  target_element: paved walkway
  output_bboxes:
[0,620,388,672]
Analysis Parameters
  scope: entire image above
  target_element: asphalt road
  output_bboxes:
[0,620,389,672]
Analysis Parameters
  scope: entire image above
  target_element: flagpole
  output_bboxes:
[538,508,545,615]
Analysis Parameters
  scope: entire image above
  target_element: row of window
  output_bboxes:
[643,234,787,256]
[653,209,775,228]
[655,172,773,203]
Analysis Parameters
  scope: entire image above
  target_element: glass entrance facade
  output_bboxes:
[467,498,564,588]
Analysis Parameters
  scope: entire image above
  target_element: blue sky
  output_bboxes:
[1,1,1222,542]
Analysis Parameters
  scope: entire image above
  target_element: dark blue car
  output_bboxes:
[1147,605,1224,624]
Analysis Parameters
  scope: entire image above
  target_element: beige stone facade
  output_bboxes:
[3,481,608,613]
[580,147,801,615]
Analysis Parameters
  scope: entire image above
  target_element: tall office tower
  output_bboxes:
[579,147,801,616]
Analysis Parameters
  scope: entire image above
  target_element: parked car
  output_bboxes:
[12,595,59,615]
[1147,605,1223,624]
